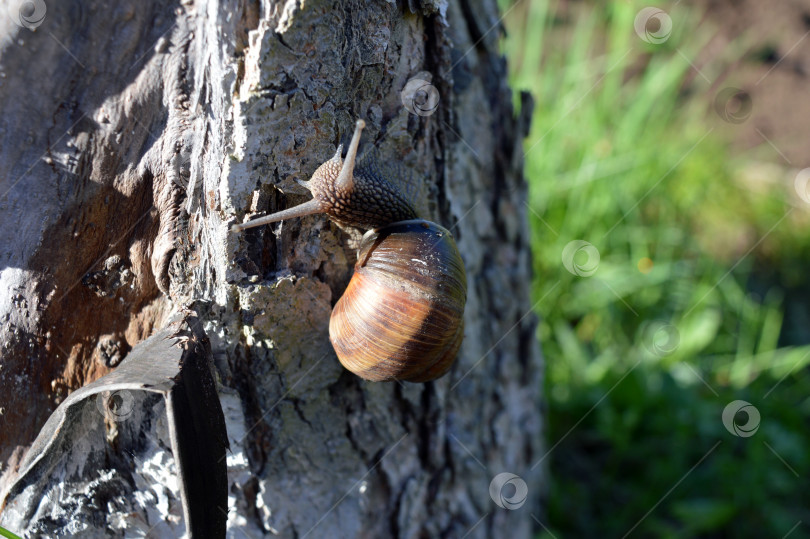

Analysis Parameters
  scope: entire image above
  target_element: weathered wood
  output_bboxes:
[0,0,541,537]
[0,313,228,536]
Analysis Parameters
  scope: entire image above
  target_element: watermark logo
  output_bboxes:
[8,0,46,30]
[489,472,528,510]
[562,240,600,277]
[643,321,680,357]
[96,389,135,422]
[401,77,440,117]
[722,400,760,437]
[794,168,810,204]
[634,7,672,44]
[714,88,753,124]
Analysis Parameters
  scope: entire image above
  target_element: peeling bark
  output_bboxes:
[0,0,542,537]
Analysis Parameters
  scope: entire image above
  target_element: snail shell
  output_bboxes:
[329,219,466,382]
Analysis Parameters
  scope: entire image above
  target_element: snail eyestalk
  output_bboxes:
[335,119,365,192]
[231,199,324,233]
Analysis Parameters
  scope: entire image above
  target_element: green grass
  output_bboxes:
[0,526,22,539]
[499,0,810,536]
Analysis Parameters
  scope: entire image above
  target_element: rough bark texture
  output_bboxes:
[2,313,229,537]
[0,0,542,537]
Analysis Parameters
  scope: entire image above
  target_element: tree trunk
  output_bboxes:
[0,0,541,537]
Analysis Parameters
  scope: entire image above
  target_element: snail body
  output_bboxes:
[234,120,466,382]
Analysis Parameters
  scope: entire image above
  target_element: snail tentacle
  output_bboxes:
[335,119,365,192]
[231,199,324,232]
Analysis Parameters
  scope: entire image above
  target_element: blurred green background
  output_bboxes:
[498,0,810,536]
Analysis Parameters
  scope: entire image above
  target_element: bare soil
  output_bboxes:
[689,0,810,167]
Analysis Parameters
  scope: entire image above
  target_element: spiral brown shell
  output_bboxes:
[329,220,467,382]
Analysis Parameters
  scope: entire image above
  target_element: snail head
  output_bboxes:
[232,119,417,232]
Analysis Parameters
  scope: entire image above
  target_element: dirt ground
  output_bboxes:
[688,0,810,168]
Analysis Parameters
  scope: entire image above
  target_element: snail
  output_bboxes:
[233,120,467,382]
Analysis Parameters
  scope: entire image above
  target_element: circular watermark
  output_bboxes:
[401,77,440,117]
[714,88,753,124]
[8,0,46,30]
[562,240,600,277]
[96,389,135,422]
[643,321,680,357]
[489,472,528,510]
[722,400,760,437]
[634,7,673,44]
[794,168,810,204]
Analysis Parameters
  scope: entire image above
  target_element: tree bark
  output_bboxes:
[0,0,542,537]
